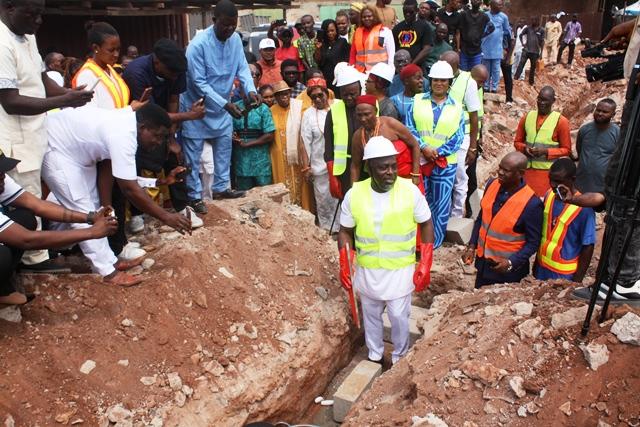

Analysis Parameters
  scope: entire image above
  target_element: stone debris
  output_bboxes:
[551,306,592,329]
[117,359,129,367]
[460,360,507,387]
[315,286,329,300]
[559,401,572,416]
[204,360,225,377]
[484,305,504,316]
[4,414,15,427]
[410,413,449,427]
[580,342,610,371]
[0,306,22,323]
[314,396,324,403]
[106,404,132,424]
[167,372,183,391]
[517,405,527,417]
[320,400,334,406]
[141,258,155,270]
[120,318,133,327]
[79,360,96,375]
[510,302,533,316]
[54,408,77,424]
[195,292,208,309]
[140,375,157,386]
[515,318,544,340]
[610,312,640,345]
[218,267,234,279]
[509,375,526,398]
[174,391,186,407]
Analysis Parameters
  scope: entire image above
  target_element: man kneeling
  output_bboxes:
[0,151,117,305]
[338,136,435,365]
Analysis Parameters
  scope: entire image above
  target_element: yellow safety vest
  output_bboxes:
[72,59,130,109]
[537,191,582,274]
[412,96,463,164]
[524,110,561,170]
[448,71,473,135]
[350,177,417,270]
[331,100,349,176]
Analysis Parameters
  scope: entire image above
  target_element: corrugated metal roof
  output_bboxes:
[44,0,293,15]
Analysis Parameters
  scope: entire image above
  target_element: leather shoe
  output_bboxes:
[211,189,246,200]
[104,271,143,287]
[0,292,27,305]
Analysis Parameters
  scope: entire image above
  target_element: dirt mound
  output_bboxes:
[342,281,640,426]
[0,184,357,426]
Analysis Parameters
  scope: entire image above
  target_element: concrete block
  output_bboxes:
[469,188,483,219]
[446,217,475,245]
[382,305,429,345]
[333,360,382,422]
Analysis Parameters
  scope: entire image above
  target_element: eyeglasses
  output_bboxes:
[310,93,325,100]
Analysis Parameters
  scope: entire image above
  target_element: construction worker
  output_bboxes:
[440,51,480,219]
[324,65,365,199]
[338,136,434,364]
[406,60,464,248]
[463,152,543,288]
[533,158,595,283]
[514,86,571,197]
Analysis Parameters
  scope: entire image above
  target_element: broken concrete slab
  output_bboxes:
[551,305,595,329]
[580,342,610,371]
[333,360,382,422]
[468,189,483,219]
[610,312,640,345]
[383,305,429,345]
[446,218,475,245]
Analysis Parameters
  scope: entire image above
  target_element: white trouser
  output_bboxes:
[360,293,411,364]
[312,173,339,232]
[7,168,49,264]
[200,142,214,200]
[41,150,117,276]
[451,134,470,218]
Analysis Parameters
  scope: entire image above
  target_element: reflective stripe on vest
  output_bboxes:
[351,177,417,269]
[72,59,131,109]
[449,71,473,135]
[536,191,582,274]
[524,110,561,170]
[353,24,388,73]
[331,100,349,175]
[478,88,484,132]
[477,180,535,261]
[412,96,462,164]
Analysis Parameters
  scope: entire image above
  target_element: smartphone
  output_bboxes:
[554,186,565,202]
[378,36,385,47]
[275,19,287,26]
[139,87,153,102]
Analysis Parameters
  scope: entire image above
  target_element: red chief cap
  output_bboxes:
[306,77,327,88]
[399,63,423,80]
[356,94,378,107]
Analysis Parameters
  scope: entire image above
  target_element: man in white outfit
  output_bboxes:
[43,104,192,287]
[338,136,434,364]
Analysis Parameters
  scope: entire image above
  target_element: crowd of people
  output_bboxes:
[1,0,638,367]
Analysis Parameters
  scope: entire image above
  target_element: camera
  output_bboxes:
[583,42,625,82]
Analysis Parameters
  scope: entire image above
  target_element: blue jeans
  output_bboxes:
[460,52,482,71]
[181,134,232,199]
[481,58,501,91]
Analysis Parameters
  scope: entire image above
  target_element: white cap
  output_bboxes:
[363,136,399,160]
[259,38,276,50]
[369,62,395,83]
[335,64,365,87]
[428,61,454,79]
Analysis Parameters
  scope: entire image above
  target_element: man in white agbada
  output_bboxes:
[338,136,435,364]
[43,104,192,287]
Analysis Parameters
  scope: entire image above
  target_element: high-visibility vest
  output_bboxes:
[477,179,535,261]
[353,24,388,73]
[537,190,583,274]
[351,177,417,269]
[331,100,350,176]
[448,71,473,135]
[524,110,561,170]
[477,87,484,133]
[72,59,130,109]
[412,96,463,164]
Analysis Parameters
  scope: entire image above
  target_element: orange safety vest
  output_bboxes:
[353,24,388,73]
[536,190,583,274]
[72,59,130,108]
[477,180,535,261]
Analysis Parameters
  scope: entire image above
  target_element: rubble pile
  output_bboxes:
[0,185,358,426]
[342,281,640,426]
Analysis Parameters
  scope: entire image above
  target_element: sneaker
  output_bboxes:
[211,189,246,200]
[179,206,204,229]
[128,215,144,234]
[118,243,147,261]
[572,281,640,307]
[189,199,208,215]
[18,258,72,274]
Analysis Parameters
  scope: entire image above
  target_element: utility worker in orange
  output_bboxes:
[533,158,595,283]
[349,5,395,73]
[462,152,543,288]
[514,85,571,197]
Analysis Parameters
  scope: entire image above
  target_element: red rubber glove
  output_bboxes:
[327,161,343,199]
[339,246,355,290]
[413,242,433,292]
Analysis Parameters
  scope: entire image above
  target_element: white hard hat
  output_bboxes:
[335,64,365,87]
[363,136,399,161]
[428,61,454,79]
[259,38,276,50]
[369,62,395,83]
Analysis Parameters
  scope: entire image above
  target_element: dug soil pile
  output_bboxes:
[0,185,358,426]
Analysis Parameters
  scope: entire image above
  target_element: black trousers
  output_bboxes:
[500,60,513,102]
[0,208,37,296]
[465,154,478,218]
[557,41,576,65]
[515,52,539,85]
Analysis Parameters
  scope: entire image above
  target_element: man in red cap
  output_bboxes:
[391,63,425,124]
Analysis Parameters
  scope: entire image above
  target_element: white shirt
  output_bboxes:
[624,17,640,80]
[301,106,329,176]
[46,106,137,180]
[340,182,431,301]
[74,67,122,110]
[0,175,25,233]
[46,70,64,87]
[458,73,480,113]
[515,26,527,54]
[380,27,396,70]
[0,20,47,173]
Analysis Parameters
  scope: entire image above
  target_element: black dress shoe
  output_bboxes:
[211,189,246,200]
[189,199,208,215]
[18,258,72,274]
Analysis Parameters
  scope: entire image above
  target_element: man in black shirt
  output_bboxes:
[514,17,544,85]
[393,0,434,68]
[459,0,493,71]
[436,0,461,50]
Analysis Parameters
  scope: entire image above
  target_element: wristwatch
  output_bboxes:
[87,211,96,225]
[507,259,513,272]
